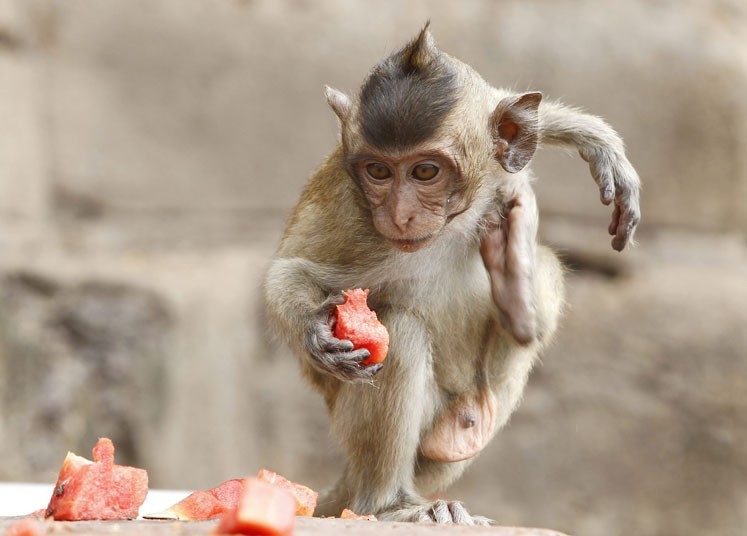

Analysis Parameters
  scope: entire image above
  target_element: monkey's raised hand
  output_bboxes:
[580,145,641,251]
[540,101,641,251]
[480,184,539,345]
[304,293,383,383]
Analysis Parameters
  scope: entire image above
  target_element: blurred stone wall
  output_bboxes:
[0,1,746,535]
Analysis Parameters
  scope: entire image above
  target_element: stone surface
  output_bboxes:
[0,517,570,536]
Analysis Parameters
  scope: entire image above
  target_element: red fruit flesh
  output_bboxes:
[340,508,377,521]
[334,288,389,365]
[216,478,296,536]
[170,479,244,521]
[46,437,148,521]
[257,469,317,516]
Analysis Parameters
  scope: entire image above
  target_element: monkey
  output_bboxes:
[263,25,640,525]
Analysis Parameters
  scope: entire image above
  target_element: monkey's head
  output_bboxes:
[325,24,541,253]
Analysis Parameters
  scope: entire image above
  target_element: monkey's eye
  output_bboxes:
[412,164,439,181]
[366,163,392,180]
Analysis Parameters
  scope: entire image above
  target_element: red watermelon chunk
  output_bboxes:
[144,470,316,521]
[340,508,377,521]
[216,477,296,536]
[334,288,389,365]
[144,479,244,521]
[256,469,317,516]
[45,437,148,521]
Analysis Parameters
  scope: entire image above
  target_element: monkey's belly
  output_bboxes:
[420,390,498,462]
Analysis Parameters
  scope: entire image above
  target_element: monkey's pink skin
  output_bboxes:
[334,288,389,365]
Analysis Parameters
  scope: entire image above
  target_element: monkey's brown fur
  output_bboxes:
[264,25,640,525]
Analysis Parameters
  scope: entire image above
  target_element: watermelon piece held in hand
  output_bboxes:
[334,288,389,365]
[216,477,296,536]
[45,437,148,521]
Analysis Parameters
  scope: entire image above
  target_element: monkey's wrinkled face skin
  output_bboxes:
[348,150,461,252]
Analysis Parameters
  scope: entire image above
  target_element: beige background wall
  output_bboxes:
[1,2,746,536]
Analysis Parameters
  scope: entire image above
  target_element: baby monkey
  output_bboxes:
[264,25,640,525]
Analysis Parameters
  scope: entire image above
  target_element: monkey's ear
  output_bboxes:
[324,85,352,125]
[491,92,542,173]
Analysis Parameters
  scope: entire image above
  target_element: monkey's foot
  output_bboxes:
[378,500,493,526]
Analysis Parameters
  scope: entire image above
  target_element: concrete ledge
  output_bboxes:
[0,517,570,535]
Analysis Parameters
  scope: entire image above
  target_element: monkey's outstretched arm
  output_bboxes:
[539,101,641,251]
[264,258,382,383]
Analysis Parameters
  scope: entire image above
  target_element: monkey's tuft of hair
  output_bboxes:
[358,24,459,151]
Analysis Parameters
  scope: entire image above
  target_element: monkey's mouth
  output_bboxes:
[390,234,434,252]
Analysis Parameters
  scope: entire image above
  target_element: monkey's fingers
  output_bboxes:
[479,220,508,277]
[328,349,382,383]
[325,348,371,368]
[321,336,355,353]
[343,347,372,364]
[582,148,616,206]
[360,362,384,377]
[608,204,621,236]
[323,357,365,381]
[322,293,347,308]
[447,502,474,525]
[311,321,355,353]
[426,500,491,526]
[471,516,494,527]
[432,500,453,524]
[610,194,640,252]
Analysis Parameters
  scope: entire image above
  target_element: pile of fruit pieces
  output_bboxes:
[8,289,387,535]
[7,437,375,536]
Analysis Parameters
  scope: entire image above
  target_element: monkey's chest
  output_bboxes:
[379,243,497,385]
[419,264,497,389]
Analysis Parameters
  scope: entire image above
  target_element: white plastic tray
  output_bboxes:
[0,482,191,518]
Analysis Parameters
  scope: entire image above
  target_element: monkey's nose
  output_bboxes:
[392,213,415,233]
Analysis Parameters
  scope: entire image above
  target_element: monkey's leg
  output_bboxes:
[481,182,539,344]
[414,246,564,519]
[319,310,492,524]
[316,310,437,519]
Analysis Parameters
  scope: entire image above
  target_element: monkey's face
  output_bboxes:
[348,149,461,252]
[325,26,540,254]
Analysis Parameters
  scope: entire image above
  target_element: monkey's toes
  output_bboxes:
[433,500,490,526]
[379,500,493,527]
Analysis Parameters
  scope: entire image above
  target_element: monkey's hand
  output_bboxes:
[480,185,538,345]
[539,101,641,251]
[304,293,383,383]
[580,146,641,252]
